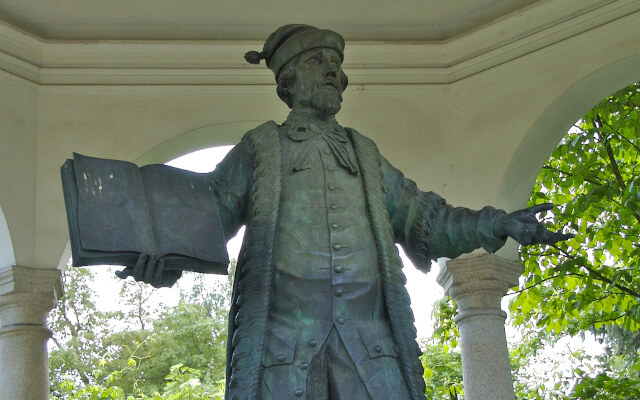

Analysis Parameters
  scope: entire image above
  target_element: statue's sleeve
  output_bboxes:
[381,156,507,272]
[208,138,254,241]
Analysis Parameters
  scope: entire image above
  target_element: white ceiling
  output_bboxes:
[0,0,543,41]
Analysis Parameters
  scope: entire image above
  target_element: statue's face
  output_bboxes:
[290,48,343,116]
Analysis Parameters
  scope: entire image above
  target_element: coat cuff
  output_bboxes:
[477,207,508,253]
[403,191,446,272]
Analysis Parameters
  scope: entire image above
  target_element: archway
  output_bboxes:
[0,204,16,268]
[498,53,640,214]
[135,121,260,165]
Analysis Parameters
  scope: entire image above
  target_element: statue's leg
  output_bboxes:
[305,339,330,400]
[327,328,411,400]
[260,335,331,400]
[325,329,372,400]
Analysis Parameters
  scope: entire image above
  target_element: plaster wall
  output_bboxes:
[448,9,640,211]
[0,73,38,267]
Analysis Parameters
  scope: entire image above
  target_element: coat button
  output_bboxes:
[336,317,345,325]
[334,265,343,273]
[276,353,285,362]
[374,345,383,353]
[295,389,304,397]
[300,362,309,370]
[332,244,341,250]
[323,149,331,155]
[334,288,343,297]
[328,184,336,190]
[308,339,317,347]
[329,203,337,210]
[330,223,339,229]
[327,166,336,172]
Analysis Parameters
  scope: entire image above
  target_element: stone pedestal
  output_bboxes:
[436,253,523,400]
[0,265,62,400]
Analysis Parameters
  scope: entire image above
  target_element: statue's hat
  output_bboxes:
[245,24,345,79]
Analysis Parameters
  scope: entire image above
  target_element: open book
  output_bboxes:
[61,153,229,274]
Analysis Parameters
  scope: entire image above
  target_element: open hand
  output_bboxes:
[115,254,181,288]
[494,203,574,246]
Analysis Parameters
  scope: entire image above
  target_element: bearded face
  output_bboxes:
[286,48,345,117]
[308,81,343,116]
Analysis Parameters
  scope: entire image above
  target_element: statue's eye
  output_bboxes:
[305,56,320,65]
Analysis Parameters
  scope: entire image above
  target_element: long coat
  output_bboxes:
[210,121,505,400]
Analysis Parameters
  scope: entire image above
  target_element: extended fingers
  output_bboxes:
[528,203,554,215]
[115,267,134,279]
[151,259,165,287]
[541,230,575,245]
[142,255,157,283]
[133,253,148,281]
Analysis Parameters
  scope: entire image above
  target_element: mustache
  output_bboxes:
[312,83,343,102]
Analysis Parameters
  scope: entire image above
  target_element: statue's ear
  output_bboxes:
[276,78,294,108]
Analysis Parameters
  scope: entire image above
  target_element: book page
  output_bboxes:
[140,164,229,271]
[73,153,156,255]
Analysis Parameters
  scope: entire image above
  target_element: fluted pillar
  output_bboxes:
[0,265,62,400]
[436,252,523,400]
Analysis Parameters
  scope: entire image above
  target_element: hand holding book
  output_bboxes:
[115,254,182,288]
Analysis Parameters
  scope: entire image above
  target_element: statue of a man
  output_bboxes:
[115,24,571,400]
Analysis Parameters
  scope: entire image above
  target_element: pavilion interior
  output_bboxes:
[1,0,640,394]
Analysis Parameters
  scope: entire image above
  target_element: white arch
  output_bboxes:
[498,54,640,212]
[135,121,261,165]
[0,204,16,268]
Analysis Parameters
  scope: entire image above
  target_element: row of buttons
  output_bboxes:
[324,150,349,368]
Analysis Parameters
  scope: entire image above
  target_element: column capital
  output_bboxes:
[436,252,523,317]
[0,265,62,328]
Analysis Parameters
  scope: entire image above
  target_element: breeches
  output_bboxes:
[260,327,411,400]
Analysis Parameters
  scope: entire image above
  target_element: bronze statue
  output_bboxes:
[62,24,572,400]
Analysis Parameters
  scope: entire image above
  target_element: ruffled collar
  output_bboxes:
[282,110,358,174]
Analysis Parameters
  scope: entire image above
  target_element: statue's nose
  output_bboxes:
[325,70,337,79]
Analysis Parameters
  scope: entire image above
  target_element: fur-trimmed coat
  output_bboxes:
[210,121,506,400]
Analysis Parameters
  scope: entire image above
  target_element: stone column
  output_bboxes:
[0,265,62,400]
[436,252,523,400]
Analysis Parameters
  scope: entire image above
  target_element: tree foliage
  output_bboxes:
[430,82,640,398]
[49,267,230,399]
[510,81,640,396]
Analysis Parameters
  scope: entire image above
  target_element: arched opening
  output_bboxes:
[498,53,640,214]
[507,80,640,396]
[494,54,640,260]
[134,121,260,166]
[0,204,16,268]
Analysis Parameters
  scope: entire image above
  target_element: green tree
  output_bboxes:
[430,82,640,398]
[421,342,463,399]
[49,267,120,393]
[49,267,231,398]
[510,81,640,397]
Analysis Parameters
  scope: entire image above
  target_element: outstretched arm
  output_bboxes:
[115,139,254,288]
[381,156,572,268]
